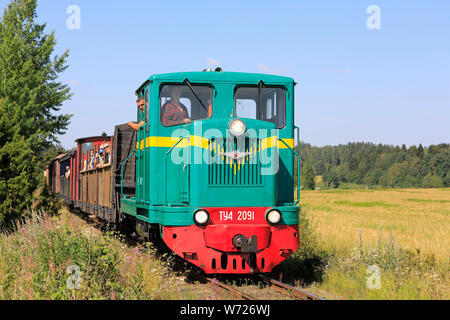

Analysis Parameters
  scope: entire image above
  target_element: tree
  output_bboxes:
[417,144,424,159]
[323,168,339,189]
[422,173,443,189]
[0,0,72,227]
[302,161,316,190]
[444,169,450,187]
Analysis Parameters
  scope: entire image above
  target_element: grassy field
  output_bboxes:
[283,188,449,299]
[301,188,450,260]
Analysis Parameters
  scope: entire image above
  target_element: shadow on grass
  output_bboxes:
[271,208,332,286]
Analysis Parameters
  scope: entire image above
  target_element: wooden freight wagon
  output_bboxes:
[75,135,114,221]
[58,152,75,204]
[47,153,67,195]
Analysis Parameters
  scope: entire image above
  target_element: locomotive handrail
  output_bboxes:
[121,150,136,199]
[295,125,300,203]
[165,136,189,203]
[279,138,301,206]
[140,123,151,204]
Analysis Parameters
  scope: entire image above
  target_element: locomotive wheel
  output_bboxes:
[119,216,135,236]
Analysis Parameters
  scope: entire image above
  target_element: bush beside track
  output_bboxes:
[0,208,221,300]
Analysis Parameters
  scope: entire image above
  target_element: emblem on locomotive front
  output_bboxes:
[221,150,251,161]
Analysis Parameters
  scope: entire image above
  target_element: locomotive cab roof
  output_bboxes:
[136,71,295,94]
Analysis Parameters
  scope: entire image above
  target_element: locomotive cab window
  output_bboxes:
[160,84,213,127]
[235,86,286,128]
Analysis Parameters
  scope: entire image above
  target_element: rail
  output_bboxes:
[137,124,151,203]
[259,275,327,300]
[206,278,256,300]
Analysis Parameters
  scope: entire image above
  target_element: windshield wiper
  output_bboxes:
[184,79,209,113]
[258,80,264,120]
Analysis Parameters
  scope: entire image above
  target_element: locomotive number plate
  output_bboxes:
[219,210,255,222]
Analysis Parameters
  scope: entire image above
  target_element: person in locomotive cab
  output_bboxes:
[128,97,146,131]
[161,86,192,126]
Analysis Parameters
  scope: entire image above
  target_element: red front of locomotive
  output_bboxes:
[163,207,299,274]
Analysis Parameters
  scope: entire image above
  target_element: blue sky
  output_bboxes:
[2,0,450,148]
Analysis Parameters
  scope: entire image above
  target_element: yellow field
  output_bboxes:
[300,188,450,262]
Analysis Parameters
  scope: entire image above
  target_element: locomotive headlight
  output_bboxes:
[229,119,246,137]
[194,210,210,226]
[266,209,282,225]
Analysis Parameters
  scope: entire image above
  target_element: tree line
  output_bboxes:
[297,142,450,190]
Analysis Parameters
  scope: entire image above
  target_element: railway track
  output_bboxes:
[259,275,327,300]
[206,278,257,300]
[205,276,327,301]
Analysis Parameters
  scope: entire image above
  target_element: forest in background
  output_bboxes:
[297,142,450,190]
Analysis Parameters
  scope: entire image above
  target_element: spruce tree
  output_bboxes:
[0,0,72,227]
[302,161,316,190]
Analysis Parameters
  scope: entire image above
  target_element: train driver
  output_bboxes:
[128,97,146,131]
[161,86,192,126]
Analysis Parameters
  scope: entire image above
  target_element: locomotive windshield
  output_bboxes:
[234,86,286,128]
[160,84,213,126]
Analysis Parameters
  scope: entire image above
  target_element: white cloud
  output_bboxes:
[205,57,220,67]
[257,64,289,75]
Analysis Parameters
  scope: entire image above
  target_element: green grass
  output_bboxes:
[407,199,450,204]
[334,200,400,208]
[317,190,354,194]
[310,205,334,212]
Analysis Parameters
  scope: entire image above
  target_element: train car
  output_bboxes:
[74,135,116,220]
[58,152,75,203]
[46,153,69,196]
[48,70,301,275]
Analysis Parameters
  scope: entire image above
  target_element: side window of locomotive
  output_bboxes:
[160,84,213,127]
[234,86,286,129]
